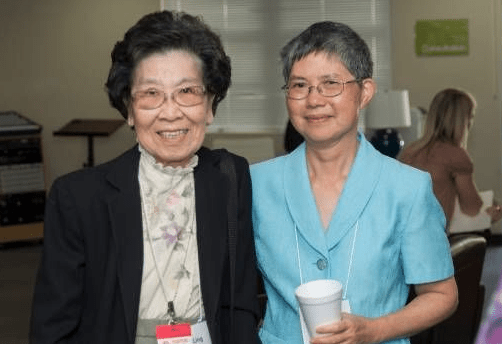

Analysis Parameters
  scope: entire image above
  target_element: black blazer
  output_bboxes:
[30,146,261,344]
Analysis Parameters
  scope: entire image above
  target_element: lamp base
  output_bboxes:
[369,128,404,158]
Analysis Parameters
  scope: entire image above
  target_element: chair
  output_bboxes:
[410,233,487,344]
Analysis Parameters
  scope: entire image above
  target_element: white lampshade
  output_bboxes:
[365,90,412,129]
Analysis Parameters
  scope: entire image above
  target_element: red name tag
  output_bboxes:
[156,323,191,339]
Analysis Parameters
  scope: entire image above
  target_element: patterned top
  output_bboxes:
[475,273,502,344]
[137,145,203,323]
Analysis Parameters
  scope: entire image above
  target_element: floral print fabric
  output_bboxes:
[476,273,502,344]
[136,145,203,322]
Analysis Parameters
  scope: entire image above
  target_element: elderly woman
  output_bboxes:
[30,11,260,344]
[399,88,502,231]
[251,22,458,344]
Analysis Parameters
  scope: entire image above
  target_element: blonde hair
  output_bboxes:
[404,88,476,158]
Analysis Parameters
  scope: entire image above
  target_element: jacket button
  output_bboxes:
[317,259,328,270]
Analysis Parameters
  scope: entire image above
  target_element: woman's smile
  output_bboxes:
[156,128,189,139]
[305,114,333,123]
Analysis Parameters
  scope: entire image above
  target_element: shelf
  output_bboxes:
[0,222,43,244]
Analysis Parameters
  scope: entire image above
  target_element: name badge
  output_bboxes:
[191,321,212,343]
[156,324,191,344]
[156,322,212,344]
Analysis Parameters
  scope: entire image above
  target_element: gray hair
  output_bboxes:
[280,21,373,83]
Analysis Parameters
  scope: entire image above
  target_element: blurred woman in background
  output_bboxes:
[399,88,502,232]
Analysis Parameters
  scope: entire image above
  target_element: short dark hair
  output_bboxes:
[280,21,372,84]
[106,10,231,119]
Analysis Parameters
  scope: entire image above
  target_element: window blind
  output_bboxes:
[162,0,391,133]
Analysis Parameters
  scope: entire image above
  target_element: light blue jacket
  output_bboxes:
[251,133,454,344]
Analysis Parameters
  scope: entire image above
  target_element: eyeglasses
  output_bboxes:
[131,85,207,110]
[282,79,360,100]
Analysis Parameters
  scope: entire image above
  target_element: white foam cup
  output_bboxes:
[295,279,343,337]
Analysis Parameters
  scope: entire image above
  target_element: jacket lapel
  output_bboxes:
[325,135,382,248]
[194,148,228,325]
[284,143,329,255]
[104,147,143,340]
[284,135,382,253]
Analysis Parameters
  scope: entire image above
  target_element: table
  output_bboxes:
[53,119,125,167]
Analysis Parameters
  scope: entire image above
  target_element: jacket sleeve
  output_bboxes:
[30,177,85,343]
[225,154,262,344]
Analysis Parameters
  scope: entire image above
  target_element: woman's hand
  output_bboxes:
[310,277,458,344]
[486,200,502,223]
[310,313,379,344]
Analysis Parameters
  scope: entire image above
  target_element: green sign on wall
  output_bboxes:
[415,19,469,56]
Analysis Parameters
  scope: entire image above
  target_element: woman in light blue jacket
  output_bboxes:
[251,21,458,344]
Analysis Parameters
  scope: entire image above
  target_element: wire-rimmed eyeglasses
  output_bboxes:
[131,85,207,110]
[282,79,360,100]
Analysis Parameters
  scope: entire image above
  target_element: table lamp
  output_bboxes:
[365,89,411,158]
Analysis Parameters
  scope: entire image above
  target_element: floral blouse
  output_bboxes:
[137,145,204,323]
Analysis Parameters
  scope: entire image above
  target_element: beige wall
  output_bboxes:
[0,0,158,187]
[392,0,502,231]
[1,0,501,230]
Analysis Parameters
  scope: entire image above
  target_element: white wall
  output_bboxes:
[392,0,502,231]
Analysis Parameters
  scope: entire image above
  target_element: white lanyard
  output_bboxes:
[294,221,359,299]
[140,183,203,323]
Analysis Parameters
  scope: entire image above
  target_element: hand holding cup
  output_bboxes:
[295,279,343,337]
